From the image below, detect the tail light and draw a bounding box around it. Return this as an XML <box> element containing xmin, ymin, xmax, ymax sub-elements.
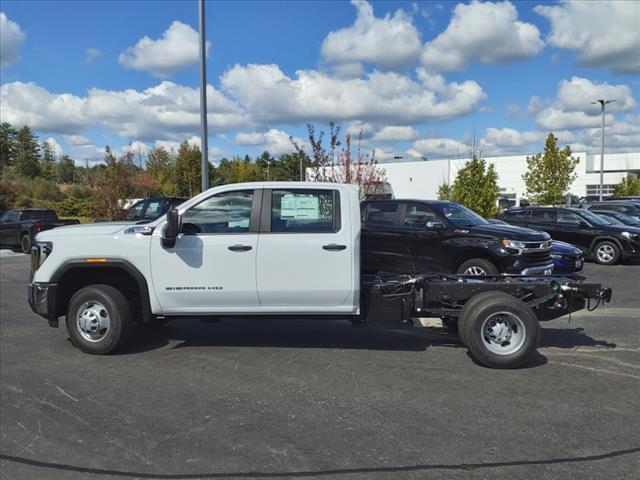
<box><xmin>33</xmin><ymin>222</ymin><xmax>41</xmax><ymax>233</ymax></box>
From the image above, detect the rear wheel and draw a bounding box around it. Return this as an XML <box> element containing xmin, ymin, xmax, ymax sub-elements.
<box><xmin>593</xmin><ymin>241</ymin><xmax>620</xmax><ymax>265</ymax></box>
<box><xmin>20</xmin><ymin>234</ymin><xmax>31</xmax><ymax>254</ymax></box>
<box><xmin>459</xmin><ymin>292</ymin><xmax>540</xmax><ymax>369</ymax></box>
<box><xmin>456</xmin><ymin>258</ymin><xmax>499</xmax><ymax>276</ymax></box>
<box><xmin>66</xmin><ymin>284</ymin><xmax>133</xmax><ymax>355</ymax></box>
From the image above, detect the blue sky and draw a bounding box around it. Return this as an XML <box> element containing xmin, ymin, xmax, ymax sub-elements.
<box><xmin>1</xmin><ymin>0</ymin><xmax>638</xmax><ymax>164</ymax></box>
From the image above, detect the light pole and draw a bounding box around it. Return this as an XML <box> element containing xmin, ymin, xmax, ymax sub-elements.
<box><xmin>198</xmin><ymin>0</ymin><xmax>209</xmax><ymax>192</ymax></box>
<box><xmin>592</xmin><ymin>99</ymin><xmax>615</xmax><ymax>201</ymax></box>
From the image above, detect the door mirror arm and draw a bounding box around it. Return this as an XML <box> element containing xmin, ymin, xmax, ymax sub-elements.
<box><xmin>162</xmin><ymin>209</ymin><xmax>180</xmax><ymax>248</ymax></box>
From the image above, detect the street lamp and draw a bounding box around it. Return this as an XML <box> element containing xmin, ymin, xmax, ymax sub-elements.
<box><xmin>591</xmin><ymin>99</ymin><xmax>615</xmax><ymax>201</ymax></box>
<box><xmin>198</xmin><ymin>0</ymin><xmax>209</xmax><ymax>192</ymax></box>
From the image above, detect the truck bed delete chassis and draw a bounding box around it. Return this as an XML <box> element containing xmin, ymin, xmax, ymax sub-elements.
<box><xmin>361</xmin><ymin>273</ymin><xmax>612</xmax><ymax>325</ymax></box>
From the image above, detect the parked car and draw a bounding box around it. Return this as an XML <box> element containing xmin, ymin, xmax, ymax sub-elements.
<box><xmin>499</xmin><ymin>207</ymin><xmax>640</xmax><ymax>265</ymax></box>
<box><xmin>582</xmin><ymin>201</ymin><xmax>640</xmax><ymax>219</ymax></box>
<box><xmin>28</xmin><ymin>182</ymin><xmax>611</xmax><ymax>369</ymax></box>
<box><xmin>590</xmin><ymin>210</ymin><xmax>640</xmax><ymax>227</ymax></box>
<box><xmin>361</xmin><ymin>200</ymin><xmax>553</xmax><ymax>276</ymax></box>
<box><xmin>0</xmin><ymin>209</ymin><xmax>80</xmax><ymax>253</ymax></box>
<box><xmin>488</xmin><ymin>219</ymin><xmax>583</xmax><ymax>274</ymax></box>
<box><xmin>605</xmin><ymin>196</ymin><xmax>640</xmax><ymax>204</ymax></box>
<box><xmin>125</xmin><ymin>197</ymin><xmax>186</xmax><ymax>223</ymax></box>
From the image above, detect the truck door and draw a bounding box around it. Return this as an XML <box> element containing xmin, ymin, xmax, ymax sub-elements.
<box><xmin>555</xmin><ymin>210</ymin><xmax>592</xmax><ymax>250</ymax></box>
<box><xmin>361</xmin><ymin>202</ymin><xmax>405</xmax><ymax>274</ymax></box>
<box><xmin>401</xmin><ymin>202</ymin><xmax>450</xmax><ymax>273</ymax></box>
<box><xmin>256</xmin><ymin>188</ymin><xmax>353</xmax><ymax>309</ymax></box>
<box><xmin>149</xmin><ymin>189</ymin><xmax>260</xmax><ymax>312</ymax></box>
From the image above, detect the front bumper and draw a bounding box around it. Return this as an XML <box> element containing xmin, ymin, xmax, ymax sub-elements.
<box><xmin>28</xmin><ymin>282</ymin><xmax>59</xmax><ymax>327</ymax></box>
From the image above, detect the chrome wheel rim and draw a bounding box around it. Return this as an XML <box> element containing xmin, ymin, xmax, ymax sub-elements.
<box><xmin>596</xmin><ymin>245</ymin><xmax>615</xmax><ymax>263</ymax></box>
<box><xmin>481</xmin><ymin>312</ymin><xmax>526</xmax><ymax>355</ymax></box>
<box><xmin>76</xmin><ymin>301</ymin><xmax>110</xmax><ymax>342</ymax></box>
<box><xmin>464</xmin><ymin>266</ymin><xmax>487</xmax><ymax>275</ymax></box>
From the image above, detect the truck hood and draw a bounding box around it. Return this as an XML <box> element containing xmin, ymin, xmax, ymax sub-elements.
<box><xmin>551</xmin><ymin>240</ymin><xmax>582</xmax><ymax>255</ymax></box>
<box><xmin>35</xmin><ymin>222</ymin><xmax>136</xmax><ymax>240</ymax></box>
<box><xmin>465</xmin><ymin>223</ymin><xmax>550</xmax><ymax>241</ymax></box>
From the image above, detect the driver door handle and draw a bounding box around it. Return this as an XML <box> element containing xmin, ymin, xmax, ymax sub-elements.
<box><xmin>323</xmin><ymin>244</ymin><xmax>347</xmax><ymax>251</ymax></box>
<box><xmin>228</xmin><ymin>244</ymin><xmax>252</xmax><ymax>252</ymax></box>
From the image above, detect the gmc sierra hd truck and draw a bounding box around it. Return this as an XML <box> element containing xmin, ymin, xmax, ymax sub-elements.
<box><xmin>28</xmin><ymin>182</ymin><xmax>611</xmax><ymax>368</ymax></box>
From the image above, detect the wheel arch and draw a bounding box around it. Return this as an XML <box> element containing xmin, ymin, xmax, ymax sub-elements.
<box><xmin>50</xmin><ymin>259</ymin><xmax>153</xmax><ymax>324</ymax></box>
<box><xmin>450</xmin><ymin>249</ymin><xmax>500</xmax><ymax>273</ymax></box>
<box><xmin>588</xmin><ymin>236</ymin><xmax>623</xmax><ymax>256</ymax></box>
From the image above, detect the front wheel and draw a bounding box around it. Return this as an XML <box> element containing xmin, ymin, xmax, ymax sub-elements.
<box><xmin>459</xmin><ymin>292</ymin><xmax>540</xmax><ymax>369</ymax></box>
<box><xmin>66</xmin><ymin>284</ymin><xmax>133</xmax><ymax>355</ymax></box>
<box><xmin>593</xmin><ymin>241</ymin><xmax>620</xmax><ymax>265</ymax></box>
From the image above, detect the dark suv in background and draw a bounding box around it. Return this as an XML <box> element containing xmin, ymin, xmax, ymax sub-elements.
<box><xmin>125</xmin><ymin>197</ymin><xmax>186</xmax><ymax>223</ymax></box>
<box><xmin>500</xmin><ymin>207</ymin><xmax>640</xmax><ymax>265</ymax></box>
<box><xmin>583</xmin><ymin>201</ymin><xmax>640</xmax><ymax>219</ymax></box>
<box><xmin>361</xmin><ymin>200</ymin><xmax>553</xmax><ymax>276</ymax></box>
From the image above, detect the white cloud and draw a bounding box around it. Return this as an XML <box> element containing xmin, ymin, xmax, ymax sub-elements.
<box><xmin>407</xmin><ymin>137</ymin><xmax>468</xmax><ymax>157</ymax></box>
<box><xmin>0</xmin><ymin>82</ymin><xmax>87</xmax><ymax>133</ymax></box>
<box><xmin>235</xmin><ymin>129</ymin><xmax>306</xmax><ymax>156</ymax></box>
<box><xmin>118</xmin><ymin>21</ymin><xmax>210</xmax><ymax>77</ymax></box>
<box><xmin>535</xmin><ymin>77</ymin><xmax>636</xmax><ymax>131</ymax></box>
<box><xmin>221</xmin><ymin>63</ymin><xmax>485</xmax><ymax>125</ymax></box>
<box><xmin>535</xmin><ymin>1</ymin><xmax>640</xmax><ymax>74</ymax></box>
<box><xmin>43</xmin><ymin>137</ymin><xmax>63</xmax><ymax>157</ymax></box>
<box><xmin>525</xmin><ymin>96</ymin><xmax>543</xmax><ymax>115</ymax></box>
<box><xmin>0</xmin><ymin>12</ymin><xmax>26</xmax><ymax>68</ymax></box>
<box><xmin>85</xmin><ymin>48</ymin><xmax>102</xmax><ymax>63</ymax></box>
<box><xmin>421</xmin><ymin>1</ymin><xmax>543</xmax><ymax>72</ymax></box>
<box><xmin>555</xmin><ymin>77</ymin><xmax>636</xmax><ymax>113</ymax></box>
<box><xmin>483</xmin><ymin>128</ymin><xmax>543</xmax><ymax>148</ymax></box>
<box><xmin>321</xmin><ymin>0</ymin><xmax>422</xmax><ymax>70</ymax></box>
<box><xmin>372</xmin><ymin>125</ymin><xmax>418</xmax><ymax>142</ymax></box>
<box><xmin>63</xmin><ymin>134</ymin><xmax>92</xmax><ymax>146</ymax></box>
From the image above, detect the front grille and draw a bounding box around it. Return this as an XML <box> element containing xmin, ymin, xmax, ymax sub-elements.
<box><xmin>522</xmin><ymin>251</ymin><xmax>551</xmax><ymax>265</ymax></box>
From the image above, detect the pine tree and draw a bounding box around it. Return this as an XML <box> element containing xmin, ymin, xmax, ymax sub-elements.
<box><xmin>14</xmin><ymin>126</ymin><xmax>41</xmax><ymax>178</ymax></box>
<box><xmin>40</xmin><ymin>140</ymin><xmax>56</xmax><ymax>181</ymax></box>
<box><xmin>523</xmin><ymin>133</ymin><xmax>579</xmax><ymax>205</ymax></box>
<box><xmin>0</xmin><ymin>122</ymin><xmax>18</xmax><ymax>177</ymax></box>
<box><xmin>57</xmin><ymin>155</ymin><xmax>76</xmax><ymax>183</ymax></box>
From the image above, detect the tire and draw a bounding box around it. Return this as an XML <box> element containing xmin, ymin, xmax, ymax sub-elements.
<box><xmin>20</xmin><ymin>234</ymin><xmax>32</xmax><ymax>254</ymax></box>
<box><xmin>66</xmin><ymin>284</ymin><xmax>133</xmax><ymax>355</ymax></box>
<box><xmin>458</xmin><ymin>291</ymin><xmax>540</xmax><ymax>369</ymax></box>
<box><xmin>456</xmin><ymin>258</ymin><xmax>499</xmax><ymax>276</ymax></box>
<box><xmin>593</xmin><ymin>241</ymin><xmax>620</xmax><ymax>265</ymax></box>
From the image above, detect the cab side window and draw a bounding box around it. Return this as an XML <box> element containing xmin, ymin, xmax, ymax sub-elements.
<box><xmin>126</xmin><ymin>201</ymin><xmax>145</xmax><ymax>220</ymax></box>
<box><xmin>143</xmin><ymin>200</ymin><xmax>163</xmax><ymax>219</ymax></box>
<box><xmin>181</xmin><ymin>190</ymin><xmax>254</xmax><ymax>234</ymax></box>
<box><xmin>404</xmin><ymin>204</ymin><xmax>437</xmax><ymax>227</ymax></box>
<box><xmin>365</xmin><ymin>203</ymin><xmax>398</xmax><ymax>227</ymax></box>
<box><xmin>532</xmin><ymin>209</ymin><xmax>555</xmax><ymax>223</ymax></box>
<box><xmin>270</xmin><ymin>189</ymin><xmax>336</xmax><ymax>233</ymax></box>
<box><xmin>557</xmin><ymin>211</ymin><xmax>583</xmax><ymax>225</ymax></box>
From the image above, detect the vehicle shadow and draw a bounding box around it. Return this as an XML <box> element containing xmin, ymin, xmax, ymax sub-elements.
<box><xmin>116</xmin><ymin>318</ymin><xmax>616</xmax><ymax>361</ymax></box>
<box><xmin>117</xmin><ymin>318</ymin><xmax>465</xmax><ymax>355</ymax></box>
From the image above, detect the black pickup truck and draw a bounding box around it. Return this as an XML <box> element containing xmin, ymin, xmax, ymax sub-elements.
<box><xmin>0</xmin><ymin>209</ymin><xmax>79</xmax><ymax>253</ymax></box>
<box><xmin>361</xmin><ymin>200</ymin><xmax>554</xmax><ymax>276</ymax></box>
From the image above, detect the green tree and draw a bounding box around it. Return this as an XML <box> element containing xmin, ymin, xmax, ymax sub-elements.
<box><xmin>91</xmin><ymin>147</ymin><xmax>135</xmax><ymax>220</ymax></box>
<box><xmin>614</xmin><ymin>176</ymin><xmax>640</xmax><ymax>196</ymax></box>
<box><xmin>0</xmin><ymin>122</ymin><xmax>18</xmax><ymax>176</ymax></box>
<box><xmin>14</xmin><ymin>126</ymin><xmax>41</xmax><ymax>178</ymax></box>
<box><xmin>57</xmin><ymin>155</ymin><xmax>76</xmax><ymax>183</ymax></box>
<box><xmin>450</xmin><ymin>157</ymin><xmax>500</xmax><ymax>218</ymax></box>
<box><xmin>146</xmin><ymin>146</ymin><xmax>178</xmax><ymax>195</ymax></box>
<box><xmin>523</xmin><ymin>133</ymin><xmax>579</xmax><ymax>205</ymax></box>
<box><xmin>40</xmin><ymin>140</ymin><xmax>56</xmax><ymax>181</ymax></box>
<box><xmin>437</xmin><ymin>182</ymin><xmax>451</xmax><ymax>200</ymax></box>
<box><xmin>175</xmin><ymin>142</ymin><xmax>202</xmax><ymax>197</ymax></box>
<box><xmin>217</xmin><ymin>156</ymin><xmax>265</xmax><ymax>184</ymax></box>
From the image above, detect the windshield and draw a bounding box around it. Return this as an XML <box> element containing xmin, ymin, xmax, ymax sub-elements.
<box><xmin>611</xmin><ymin>212</ymin><xmax>640</xmax><ymax>226</ymax></box>
<box><xmin>579</xmin><ymin>209</ymin><xmax>611</xmax><ymax>226</ymax></box>
<box><xmin>435</xmin><ymin>203</ymin><xmax>489</xmax><ymax>227</ymax></box>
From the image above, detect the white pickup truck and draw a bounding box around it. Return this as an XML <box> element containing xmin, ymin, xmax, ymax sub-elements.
<box><xmin>28</xmin><ymin>182</ymin><xmax>611</xmax><ymax>368</ymax></box>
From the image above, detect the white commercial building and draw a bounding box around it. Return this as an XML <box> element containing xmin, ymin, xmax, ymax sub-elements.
<box><xmin>379</xmin><ymin>151</ymin><xmax>640</xmax><ymax>203</ymax></box>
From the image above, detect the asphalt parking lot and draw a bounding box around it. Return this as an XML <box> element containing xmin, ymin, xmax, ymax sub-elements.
<box><xmin>1</xmin><ymin>254</ymin><xmax>639</xmax><ymax>479</ymax></box>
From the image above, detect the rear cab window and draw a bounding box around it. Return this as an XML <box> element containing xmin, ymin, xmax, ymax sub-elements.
<box><xmin>531</xmin><ymin>209</ymin><xmax>556</xmax><ymax>224</ymax></box>
<box><xmin>270</xmin><ymin>189</ymin><xmax>338</xmax><ymax>233</ymax></box>
<box><xmin>364</xmin><ymin>202</ymin><xmax>399</xmax><ymax>228</ymax></box>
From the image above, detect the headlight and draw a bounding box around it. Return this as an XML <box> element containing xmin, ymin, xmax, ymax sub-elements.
<box><xmin>621</xmin><ymin>231</ymin><xmax>640</xmax><ymax>242</ymax></box>
<box><xmin>502</xmin><ymin>239</ymin><xmax>527</xmax><ymax>249</ymax></box>
<box><xmin>31</xmin><ymin>241</ymin><xmax>53</xmax><ymax>273</ymax></box>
